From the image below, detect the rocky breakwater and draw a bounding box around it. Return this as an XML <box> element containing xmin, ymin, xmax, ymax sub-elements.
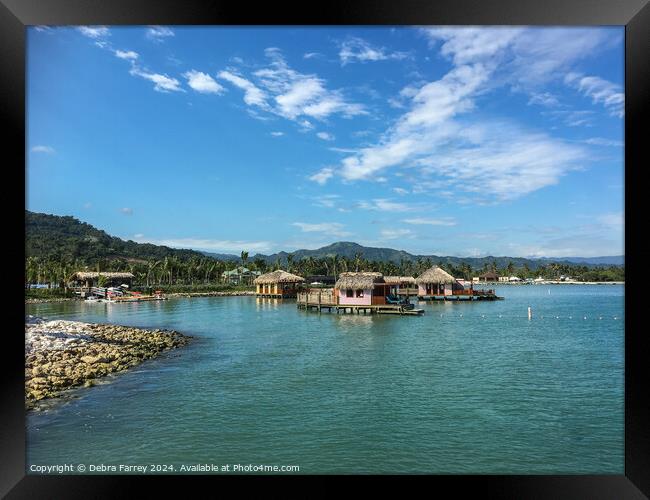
<box><xmin>25</xmin><ymin>316</ymin><xmax>190</xmax><ymax>410</ymax></box>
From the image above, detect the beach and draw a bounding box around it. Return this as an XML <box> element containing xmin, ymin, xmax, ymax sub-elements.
<box><xmin>25</xmin><ymin>316</ymin><xmax>190</xmax><ymax>410</ymax></box>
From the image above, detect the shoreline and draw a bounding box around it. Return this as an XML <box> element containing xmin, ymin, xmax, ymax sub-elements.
<box><xmin>25</xmin><ymin>316</ymin><xmax>191</xmax><ymax>410</ymax></box>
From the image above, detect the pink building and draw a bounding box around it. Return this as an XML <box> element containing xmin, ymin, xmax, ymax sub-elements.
<box><xmin>335</xmin><ymin>272</ymin><xmax>386</xmax><ymax>306</ymax></box>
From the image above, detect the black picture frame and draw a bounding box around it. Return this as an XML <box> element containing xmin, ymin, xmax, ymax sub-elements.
<box><xmin>3</xmin><ymin>0</ymin><xmax>648</xmax><ymax>497</ymax></box>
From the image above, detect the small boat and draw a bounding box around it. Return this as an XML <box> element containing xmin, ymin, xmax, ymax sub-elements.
<box><xmin>85</xmin><ymin>295</ymin><xmax>102</xmax><ymax>303</ymax></box>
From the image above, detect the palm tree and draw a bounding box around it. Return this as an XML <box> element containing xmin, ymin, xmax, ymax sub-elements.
<box><xmin>354</xmin><ymin>252</ymin><xmax>362</xmax><ymax>272</ymax></box>
<box><xmin>241</xmin><ymin>250</ymin><xmax>249</xmax><ymax>268</ymax></box>
<box><xmin>286</xmin><ymin>254</ymin><xmax>294</xmax><ymax>272</ymax></box>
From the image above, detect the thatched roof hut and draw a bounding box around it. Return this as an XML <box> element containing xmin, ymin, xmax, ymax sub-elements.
<box><xmin>254</xmin><ymin>270</ymin><xmax>305</xmax><ymax>285</ymax></box>
<box><xmin>479</xmin><ymin>271</ymin><xmax>499</xmax><ymax>281</ymax></box>
<box><xmin>335</xmin><ymin>272</ymin><xmax>384</xmax><ymax>289</ymax></box>
<box><xmin>71</xmin><ymin>272</ymin><xmax>135</xmax><ymax>280</ymax></box>
<box><xmin>383</xmin><ymin>276</ymin><xmax>416</xmax><ymax>285</ymax></box>
<box><xmin>415</xmin><ymin>266</ymin><xmax>457</xmax><ymax>285</ymax></box>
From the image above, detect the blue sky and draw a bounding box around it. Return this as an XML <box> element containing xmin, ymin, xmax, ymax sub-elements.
<box><xmin>27</xmin><ymin>26</ymin><xmax>624</xmax><ymax>257</ymax></box>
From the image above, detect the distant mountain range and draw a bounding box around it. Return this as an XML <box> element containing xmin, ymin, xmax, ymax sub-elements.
<box><xmin>204</xmin><ymin>241</ymin><xmax>624</xmax><ymax>269</ymax></box>
<box><xmin>26</xmin><ymin>211</ymin><xmax>623</xmax><ymax>269</ymax></box>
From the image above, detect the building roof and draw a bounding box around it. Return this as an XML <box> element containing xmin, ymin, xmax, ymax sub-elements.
<box><xmin>254</xmin><ymin>270</ymin><xmax>305</xmax><ymax>284</ymax></box>
<box><xmin>222</xmin><ymin>267</ymin><xmax>260</xmax><ymax>276</ymax></box>
<box><xmin>383</xmin><ymin>276</ymin><xmax>416</xmax><ymax>285</ymax></box>
<box><xmin>479</xmin><ymin>271</ymin><xmax>499</xmax><ymax>279</ymax></box>
<box><xmin>335</xmin><ymin>272</ymin><xmax>384</xmax><ymax>289</ymax></box>
<box><xmin>72</xmin><ymin>272</ymin><xmax>135</xmax><ymax>280</ymax></box>
<box><xmin>415</xmin><ymin>266</ymin><xmax>457</xmax><ymax>285</ymax></box>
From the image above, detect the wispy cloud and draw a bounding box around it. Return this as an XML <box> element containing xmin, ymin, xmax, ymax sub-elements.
<box><xmin>403</xmin><ymin>217</ymin><xmax>457</xmax><ymax>226</ymax></box>
<box><xmin>77</xmin><ymin>26</ymin><xmax>110</xmax><ymax>39</ymax></box>
<box><xmin>584</xmin><ymin>137</ymin><xmax>623</xmax><ymax>147</ymax></box>
<box><xmin>217</xmin><ymin>70</ymin><xmax>268</xmax><ymax>107</ymax></box>
<box><xmin>120</xmin><ymin>207</ymin><xmax>134</xmax><ymax>215</ymax></box>
<box><xmin>270</xmin><ymin>131</ymin><xmax>284</xmax><ymax>137</ymax></box>
<box><xmin>146</xmin><ymin>26</ymin><xmax>174</xmax><ymax>42</ymax></box>
<box><xmin>183</xmin><ymin>70</ymin><xmax>226</xmax><ymax>94</ymax></box>
<box><xmin>565</xmin><ymin>72</ymin><xmax>624</xmax><ymax>117</ymax></box>
<box><xmin>317</xmin><ymin>27</ymin><xmax>589</xmax><ymax>201</ymax></box>
<box><xmin>380</xmin><ymin>228</ymin><xmax>414</xmax><ymax>240</ymax></box>
<box><xmin>115</xmin><ymin>49</ymin><xmax>139</xmax><ymax>61</ymax></box>
<box><xmin>292</xmin><ymin>222</ymin><xmax>351</xmax><ymax>237</ymax></box>
<box><xmin>339</xmin><ymin>37</ymin><xmax>410</xmax><ymax>65</ymax></box>
<box><xmin>218</xmin><ymin>49</ymin><xmax>365</xmax><ymax>125</ymax></box>
<box><xmin>316</xmin><ymin>132</ymin><xmax>334</xmax><ymax>141</ymax></box>
<box><xmin>31</xmin><ymin>145</ymin><xmax>55</xmax><ymax>154</ymax></box>
<box><xmin>129</xmin><ymin>65</ymin><xmax>184</xmax><ymax>93</ymax></box>
<box><xmin>309</xmin><ymin>168</ymin><xmax>334</xmax><ymax>185</ymax></box>
<box><xmin>357</xmin><ymin>199</ymin><xmax>419</xmax><ymax>212</ymax></box>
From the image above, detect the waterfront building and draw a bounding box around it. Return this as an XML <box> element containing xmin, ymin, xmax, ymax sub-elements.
<box><xmin>254</xmin><ymin>270</ymin><xmax>305</xmax><ymax>298</ymax></box>
<box><xmin>335</xmin><ymin>272</ymin><xmax>386</xmax><ymax>306</ymax></box>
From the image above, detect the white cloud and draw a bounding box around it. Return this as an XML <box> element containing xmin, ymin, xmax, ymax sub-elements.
<box><xmin>565</xmin><ymin>72</ymin><xmax>624</xmax><ymax>117</ymax></box>
<box><xmin>527</xmin><ymin>92</ymin><xmax>559</xmax><ymax>107</ymax></box>
<box><xmin>115</xmin><ymin>50</ymin><xmax>139</xmax><ymax>61</ymax></box>
<box><xmin>358</xmin><ymin>199</ymin><xmax>418</xmax><ymax>212</ymax></box>
<box><xmin>312</xmin><ymin>194</ymin><xmax>340</xmax><ymax>208</ymax></box>
<box><xmin>598</xmin><ymin>212</ymin><xmax>624</xmax><ymax>230</ymax></box>
<box><xmin>380</xmin><ymin>228</ymin><xmax>414</xmax><ymax>240</ymax></box>
<box><xmin>584</xmin><ymin>137</ymin><xmax>623</xmax><ymax>147</ymax></box>
<box><xmin>403</xmin><ymin>217</ymin><xmax>457</xmax><ymax>226</ymax></box>
<box><xmin>309</xmin><ymin>168</ymin><xmax>334</xmax><ymax>185</ymax></box>
<box><xmin>120</xmin><ymin>207</ymin><xmax>134</xmax><ymax>215</ymax></box>
<box><xmin>270</xmin><ymin>131</ymin><xmax>284</xmax><ymax>137</ymax></box>
<box><xmin>183</xmin><ymin>70</ymin><xmax>225</xmax><ymax>94</ymax></box>
<box><xmin>129</xmin><ymin>65</ymin><xmax>184</xmax><ymax>93</ymax></box>
<box><xmin>303</xmin><ymin>52</ymin><xmax>323</xmax><ymax>59</ymax></box>
<box><xmin>31</xmin><ymin>145</ymin><xmax>55</xmax><ymax>154</ymax></box>
<box><xmin>393</xmin><ymin>187</ymin><xmax>409</xmax><ymax>196</ymax></box>
<box><xmin>322</xmin><ymin>27</ymin><xmax>593</xmax><ymax>203</ymax></box>
<box><xmin>339</xmin><ymin>37</ymin><xmax>409</xmax><ymax>65</ymax></box>
<box><xmin>316</xmin><ymin>132</ymin><xmax>334</xmax><ymax>141</ymax></box>
<box><xmin>78</xmin><ymin>26</ymin><xmax>110</xmax><ymax>39</ymax></box>
<box><xmin>422</xmin><ymin>27</ymin><xmax>522</xmax><ymax>66</ymax></box>
<box><xmin>217</xmin><ymin>70</ymin><xmax>268</xmax><ymax>107</ymax></box>
<box><xmin>146</xmin><ymin>26</ymin><xmax>174</xmax><ymax>41</ymax></box>
<box><xmin>292</xmin><ymin>222</ymin><xmax>351</xmax><ymax>237</ymax></box>
<box><xmin>220</xmin><ymin>49</ymin><xmax>365</xmax><ymax>125</ymax></box>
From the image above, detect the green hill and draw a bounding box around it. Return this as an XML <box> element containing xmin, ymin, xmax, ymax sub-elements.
<box><xmin>26</xmin><ymin>211</ymin><xmax>206</xmax><ymax>263</ymax></box>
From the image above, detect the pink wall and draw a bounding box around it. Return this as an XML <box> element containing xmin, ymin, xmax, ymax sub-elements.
<box><xmin>338</xmin><ymin>288</ymin><xmax>373</xmax><ymax>305</ymax></box>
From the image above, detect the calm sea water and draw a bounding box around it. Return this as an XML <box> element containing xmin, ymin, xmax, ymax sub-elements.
<box><xmin>25</xmin><ymin>285</ymin><xmax>624</xmax><ymax>474</ymax></box>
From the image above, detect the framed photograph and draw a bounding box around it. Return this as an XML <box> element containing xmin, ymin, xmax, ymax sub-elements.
<box><xmin>3</xmin><ymin>0</ymin><xmax>648</xmax><ymax>496</ymax></box>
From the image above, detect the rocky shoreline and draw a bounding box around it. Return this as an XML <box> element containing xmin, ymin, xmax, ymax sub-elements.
<box><xmin>25</xmin><ymin>316</ymin><xmax>191</xmax><ymax>410</ymax></box>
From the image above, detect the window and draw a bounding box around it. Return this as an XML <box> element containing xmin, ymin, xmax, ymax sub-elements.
<box><xmin>346</xmin><ymin>289</ymin><xmax>353</xmax><ymax>297</ymax></box>
<box><xmin>356</xmin><ymin>289</ymin><xmax>364</xmax><ymax>298</ymax></box>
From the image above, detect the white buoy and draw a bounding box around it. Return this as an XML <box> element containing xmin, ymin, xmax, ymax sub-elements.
<box><xmin>528</xmin><ymin>307</ymin><xmax>532</xmax><ymax>320</ymax></box>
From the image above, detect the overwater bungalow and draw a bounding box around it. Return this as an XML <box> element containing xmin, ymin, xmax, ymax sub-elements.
<box><xmin>416</xmin><ymin>266</ymin><xmax>463</xmax><ymax>298</ymax></box>
<box><xmin>416</xmin><ymin>266</ymin><xmax>501</xmax><ymax>301</ymax></box>
<box><xmin>383</xmin><ymin>276</ymin><xmax>417</xmax><ymax>295</ymax></box>
<box><xmin>335</xmin><ymin>272</ymin><xmax>386</xmax><ymax>306</ymax></box>
<box><xmin>297</xmin><ymin>271</ymin><xmax>423</xmax><ymax>315</ymax></box>
<box><xmin>254</xmin><ymin>270</ymin><xmax>305</xmax><ymax>298</ymax></box>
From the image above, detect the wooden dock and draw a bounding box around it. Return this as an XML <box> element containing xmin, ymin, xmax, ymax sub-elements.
<box><xmin>297</xmin><ymin>291</ymin><xmax>424</xmax><ymax>316</ymax></box>
<box><xmin>419</xmin><ymin>289</ymin><xmax>503</xmax><ymax>301</ymax></box>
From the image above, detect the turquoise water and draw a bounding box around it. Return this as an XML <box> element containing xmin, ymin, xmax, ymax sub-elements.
<box><xmin>26</xmin><ymin>285</ymin><xmax>624</xmax><ymax>474</ymax></box>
